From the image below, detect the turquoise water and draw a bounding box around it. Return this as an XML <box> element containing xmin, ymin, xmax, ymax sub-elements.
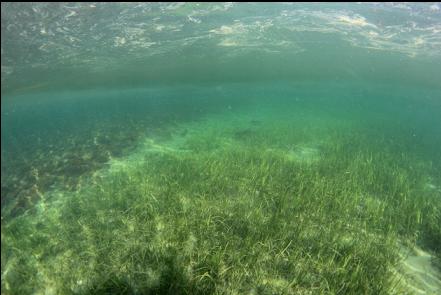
<box><xmin>1</xmin><ymin>3</ymin><xmax>441</xmax><ymax>294</ymax></box>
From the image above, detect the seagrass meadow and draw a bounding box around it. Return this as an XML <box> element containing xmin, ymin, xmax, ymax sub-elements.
<box><xmin>1</xmin><ymin>3</ymin><xmax>441</xmax><ymax>295</ymax></box>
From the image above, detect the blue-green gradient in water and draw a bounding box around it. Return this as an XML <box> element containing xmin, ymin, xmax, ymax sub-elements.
<box><xmin>1</xmin><ymin>3</ymin><xmax>441</xmax><ymax>294</ymax></box>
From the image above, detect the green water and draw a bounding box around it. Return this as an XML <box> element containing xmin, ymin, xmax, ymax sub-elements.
<box><xmin>1</xmin><ymin>3</ymin><xmax>441</xmax><ymax>294</ymax></box>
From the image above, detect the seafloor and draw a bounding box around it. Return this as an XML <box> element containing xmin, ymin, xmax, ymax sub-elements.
<box><xmin>1</xmin><ymin>82</ymin><xmax>441</xmax><ymax>294</ymax></box>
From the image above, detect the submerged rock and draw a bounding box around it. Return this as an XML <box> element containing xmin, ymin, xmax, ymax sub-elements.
<box><xmin>232</xmin><ymin>128</ymin><xmax>256</xmax><ymax>141</ymax></box>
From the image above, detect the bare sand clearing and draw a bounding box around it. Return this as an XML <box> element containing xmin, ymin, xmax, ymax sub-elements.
<box><xmin>396</xmin><ymin>246</ymin><xmax>441</xmax><ymax>294</ymax></box>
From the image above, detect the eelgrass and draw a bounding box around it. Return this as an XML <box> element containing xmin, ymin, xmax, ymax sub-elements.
<box><xmin>1</xmin><ymin>109</ymin><xmax>440</xmax><ymax>294</ymax></box>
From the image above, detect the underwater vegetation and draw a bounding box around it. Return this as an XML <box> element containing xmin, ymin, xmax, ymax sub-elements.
<box><xmin>1</xmin><ymin>2</ymin><xmax>441</xmax><ymax>295</ymax></box>
<box><xmin>1</xmin><ymin>90</ymin><xmax>232</xmax><ymax>220</ymax></box>
<box><xmin>1</xmin><ymin>103</ymin><xmax>440</xmax><ymax>294</ymax></box>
